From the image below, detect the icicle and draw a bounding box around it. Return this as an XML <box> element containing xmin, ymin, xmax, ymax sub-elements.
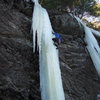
<box><xmin>31</xmin><ymin>0</ymin><xmax>65</xmax><ymax>100</ymax></box>
<box><xmin>32</xmin><ymin>4</ymin><xmax>40</xmax><ymax>52</ymax></box>
<box><xmin>84</xmin><ymin>26</ymin><xmax>100</xmax><ymax>54</ymax></box>
<box><xmin>32</xmin><ymin>0</ymin><xmax>39</xmax><ymax>5</ymax></box>
<box><xmin>90</xmin><ymin>28</ymin><xmax>100</xmax><ymax>37</ymax></box>
<box><xmin>85</xmin><ymin>35</ymin><xmax>100</xmax><ymax>75</ymax></box>
<box><xmin>32</xmin><ymin>0</ymin><xmax>44</xmax><ymax>52</ymax></box>
<box><xmin>74</xmin><ymin>16</ymin><xmax>100</xmax><ymax>76</ymax></box>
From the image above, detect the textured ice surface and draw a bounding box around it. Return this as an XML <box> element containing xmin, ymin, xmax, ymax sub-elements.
<box><xmin>75</xmin><ymin>16</ymin><xmax>100</xmax><ymax>76</ymax></box>
<box><xmin>32</xmin><ymin>1</ymin><xmax>65</xmax><ymax>100</ymax></box>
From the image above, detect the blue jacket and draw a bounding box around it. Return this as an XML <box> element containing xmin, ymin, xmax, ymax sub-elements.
<box><xmin>53</xmin><ymin>32</ymin><xmax>62</xmax><ymax>41</ymax></box>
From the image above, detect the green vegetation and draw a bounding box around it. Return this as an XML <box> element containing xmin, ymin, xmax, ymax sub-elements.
<box><xmin>43</xmin><ymin>0</ymin><xmax>95</xmax><ymax>10</ymax></box>
<box><xmin>90</xmin><ymin>3</ymin><xmax>100</xmax><ymax>16</ymax></box>
<box><xmin>88</xmin><ymin>22</ymin><xmax>100</xmax><ymax>30</ymax></box>
<box><xmin>42</xmin><ymin>0</ymin><xmax>100</xmax><ymax>21</ymax></box>
<box><xmin>82</xmin><ymin>19</ymin><xmax>100</xmax><ymax>31</ymax></box>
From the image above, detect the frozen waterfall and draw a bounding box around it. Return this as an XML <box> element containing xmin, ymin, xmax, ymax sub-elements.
<box><xmin>31</xmin><ymin>0</ymin><xmax>65</xmax><ymax>100</ymax></box>
<box><xmin>74</xmin><ymin>16</ymin><xmax>100</xmax><ymax>76</ymax></box>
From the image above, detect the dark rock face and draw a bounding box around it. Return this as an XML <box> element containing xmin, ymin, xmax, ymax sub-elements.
<box><xmin>49</xmin><ymin>11</ymin><xmax>83</xmax><ymax>35</ymax></box>
<box><xmin>59</xmin><ymin>34</ymin><xmax>100</xmax><ymax>100</ymax></box>
<box><xmin>0</xmin><ymin>1</ymin><xmax>100</xmax><ymax>100</ymax></box>
<box><xmin>0</xmin><ymin>1</ymin><xmax>40</xmax><ymax>100</ymax></box>
<box><xmin>0</xmin><ymin>37</ymin><xmax>40</xmax><ymax>100</ymax></box>
<box><xmin>50</xmin><ymin>9</ymin><xmax>100</xmax><ymax>100</ymax></box>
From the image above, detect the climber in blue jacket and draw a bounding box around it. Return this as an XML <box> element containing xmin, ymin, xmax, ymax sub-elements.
<box><xmin>52</xmin><ymin>32</ymin><xmax>62</xmax><ymax>48</ymax></box>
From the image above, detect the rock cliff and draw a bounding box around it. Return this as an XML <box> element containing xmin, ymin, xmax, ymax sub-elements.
<box><xmin>0</xmin><ymin>0</ymin><xmax>100</xmax><ymax>100</ymax></box>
